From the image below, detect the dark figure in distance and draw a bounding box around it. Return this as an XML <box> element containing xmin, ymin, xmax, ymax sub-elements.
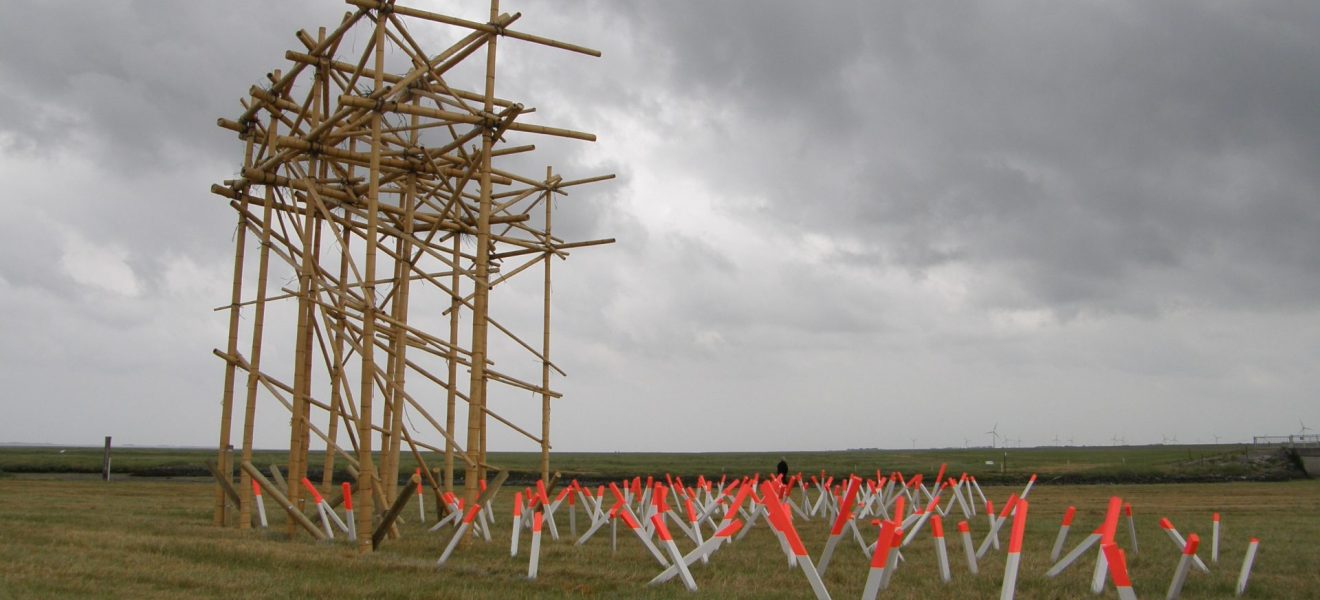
<box><xmin>776</xmin><ymin>457</ymin><xmax>788</xmax><ymax>481</ymax></box>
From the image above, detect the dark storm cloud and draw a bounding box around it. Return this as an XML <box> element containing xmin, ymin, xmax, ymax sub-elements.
<box><xmin>574</xmin><ymin>0</ymin><xmax>1320</xmax><ymax>316</ymax></box>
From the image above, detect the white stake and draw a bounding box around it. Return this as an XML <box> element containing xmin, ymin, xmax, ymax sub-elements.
<box><xmin>1159</xmin><ymin>518</ymin><xmax>1210</xmax><ymax>574</ymax></box>
<box><xmin>861</xmin><ymin>521</ymin><xmax>898</xmax><ymax>600</ymax></box>
<box><xmin>251</xmin><ymin>480</ymin><xmax>269</xmax><ymax>528</ymax></box>
<box><xmin>999</xmin><ymin>499</ymin><xmax>1028</xmax><ymax>600</ymax></box>
<box><xmin>527</xmin><ymin>512</ymin><xmax>543</xmax><ymax>580</ymax></box>
<box><xmin>1235</xmin><ymin>538</ymin><xmax>1259</xmax><ymax>597</ymax></box>
<box><xmin>958</xmin><ymin>520</ymin><xmax>979</xmax><ymax>575</ymax></box>
<box><xmin>1052</xmin><ymin>506</ymin><xmax>1076</xmax><ymax>562</ymax></box>
<box><xmin>1212</xmin><ymin>513</ymin><xmax>1220</xmax><ymax>564</ymax></box>
<box><xmin>1125</xmin><ymin>503</ymin><xmax>1139</xmax><ymax>555</ymax></box>
<box><xmin>341</xmin><ymin>482</ymin><xmax>356</xmax><ymax>542</ymax></box>
<box><xmin>1166</xmin><ymin>534</ymin><xmax>1200</xmax><ymax>600</ymax></box>
<box><xmin>651</xmin><ymin>514</ymin><xmax>697</xmax><ymax>591</ymax></box>
<box><xmin>1102</xmin><ymin>543</ymin><xmax>1139</xmax><ymax>600</ymax></box>
<box><xmin>932</xmin><ymin>514</ymin><xmax>952</xmax><ymax>583</ymax></box>
<box><xmin>510</xmin><ymin>491</ymin><xmax>523</xmax><ymax>557</ymax></box>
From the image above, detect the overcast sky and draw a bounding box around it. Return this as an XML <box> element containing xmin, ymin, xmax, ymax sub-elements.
<box><xmin>1</xmin><ymin>1</ymin><xmax>1318</xmax><ymax>452</ymax></box>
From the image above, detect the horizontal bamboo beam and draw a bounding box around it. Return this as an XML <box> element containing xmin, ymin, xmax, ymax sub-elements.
<box><xmin>345</xmin><ymin>0</ymin><xmax>602</xmax><ymax>57</ymax></box>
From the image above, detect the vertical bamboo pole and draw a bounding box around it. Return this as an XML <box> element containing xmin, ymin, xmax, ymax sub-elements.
<box><xmin>286</xmin><ymin>64</ymin><xmax>321</xmax><ymax>538</ymax></box>
<box><xmin>384</xmin><ymin>103</ymin><xmax>419</xmax><ymax>504</ymax></box>
<box><xmin>319</xmin><ymin>27</ymin><xmax>346</xmax><ymax>490</ymax></box>
<box><xmin>445</xmin><ymin>232</ymin><xmax>460</xmax><ymax>494</ymax></box>
<box><xmin>238</xmin><ymin>106</ymin><xmax>280</xmax><ymax>530</ymax></box>
<box><xmin>539</xmin><ymin>167</ymin><xmax>553</xmax><ymax>483</ymax></box>
<box><xmin>464</xmin><ymin>0</ymin><xmax>500</xmax><ymax>508</ymax></box>
<box><xmin>354</xmin><ymin>10</ymin><xmax>387</xmax><ymax>554</ymax></box>
<box><xmin>215</xmin><ymin>133</ymin><xmax>254</xmax><ymax>526</ymax></box>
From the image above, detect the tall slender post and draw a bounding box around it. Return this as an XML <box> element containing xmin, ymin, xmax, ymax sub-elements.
<box><xmin>238</xmin><ymin>108</ymin><xmax>279</xmax><ymax>530</ymax></box>
<box><xmin>464</xmin><ymin>0</ymin><xmax>500</xmax><ymax>507</ymax></box>
<box><xmin>445</xmin><ymin>232</ymin><xmax>460</xmax><ymax>494</ymax></box>
<box><xmin>214</xmin><ymin>134</ymin><xmax>253</xmax><ymax>525</ymax></box>
<box><xmin>355</xmin><ymin>11</ymin><xmax>387</xmax><ymax>554</ymax></box>
<box><xmin>539</xmin><ymin>167</ymin><xmax>553</xmax><ymax>483</ymax></box>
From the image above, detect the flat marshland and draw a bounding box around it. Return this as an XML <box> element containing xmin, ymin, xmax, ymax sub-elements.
<box><xmin>2</xmin><ymin>470</ymin><xmax>1318</xmax><ymax>598</ymax></box>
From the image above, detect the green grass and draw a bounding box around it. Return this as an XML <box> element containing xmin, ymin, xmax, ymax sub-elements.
<box><xmin>1</xmin><ymin>474</ymin><xmax>1317</xmax><ymax>599</ymax></box>
<box><xmin>0</xmin><ymin>444</ymin><xmax>1296</xmax><ymax>484</ymax></box>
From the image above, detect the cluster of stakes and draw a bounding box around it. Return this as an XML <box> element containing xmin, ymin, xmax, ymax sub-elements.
<box><xmin>239</xmin><ymin>465</ymin><xmax>1261</xmax><ymax>598</ymax></box>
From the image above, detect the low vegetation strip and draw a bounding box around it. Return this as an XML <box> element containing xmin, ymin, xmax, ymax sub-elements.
<box><xmin>0</xmin><ymin>445</ymin><xmax>1304</xmax><ymax>484</ymax></box>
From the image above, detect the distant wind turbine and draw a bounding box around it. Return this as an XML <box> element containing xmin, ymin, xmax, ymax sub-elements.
<box><xmin>986</xmin><ymin>423</ymin><xmax>1001</xmax><ymax>449</ymax></box>
<box><xmin>1052</xmin><ymin>434</ymin><xmax>1062</xmax><ymax>446</ymax></box>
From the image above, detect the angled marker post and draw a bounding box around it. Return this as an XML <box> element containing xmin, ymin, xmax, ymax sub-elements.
<box><xmin>1052</xmin><ymin>506</ymin><xmax>1076</xmax><ymax>562</ymax></box>
<box><xmin>650</xmin><ymin>520</ymin><xmax>743</xmax><ymax>587</ymax></box>
<box><xmin>761</xmin><ymin>481</ymin><xmax>831</xmax><ymax>600</ymax></box>
<box><xmin>817</xmin><ymin>475</ymin><xmax>861</xmax><ymax>576</ymax></box>
<box><xmin>861</xmin><ymin>521</ymin><xmax>898</xmax><ymax>600</ymax></box>
<box><xmin>977</xmin><ymin>494</ymin><xmax>1018</xmax><ymax>559</ymax></box>
<box><xmin>436</xmin><ymin>506</ymin><xmax>482</xmax><ymax>567</ymax></box>
<box><xmin>342</xmin><ymin>482</ymin><xmax>356</xmax><ymax>542</ymax></box>
<box><xmin>1102</xmin><ymin>543</ymin><xmax>1139</xmax><ymax>600</ymax></box>
<box><xmin>999</xmin><ymin>499</ymin><xmax>1028</xmax><ymax>600</ymax></box>
<box><xmin>1091</xmin><ymin>496</ymin><xmax>1124</xmax><ymax>594</ymax></box>
<box><xmin>1047</xmin><ymin>527</ymin><xmax>1103</xmax><ymax>578</ymax></box>
<box><xmin>527</xmin><ymin>512</ymin><xmax>543</xmax><ymax>580</ymax></box>
<box><xmin>1125</xmin><ymin>503</ymin><xmax>1139</xmax><ymax>554</ymax></box>
<box><xmin>932</xmin><ymin>514</ymin><xmax>952</xmax><ymax>583</ymax></box>
<box><xmin>1236</xmin><ymin>538</ymin><xmax>1259</xmax><ymax>597</ymax></box>
<box><xmin>252</xmin><ymin>480</ymin><xmax>268</xmax><ymax>528</ymax></box>
<box><xmin>1159</xmin><ymin>518</ymin><xmax>1210</xmax><ymax>574</ymax></box>
<box><xmin>1166</xmin><ymin>534</ymin><xmax>1200</xmax><ymax>600</ymax></box>
<box><xmin>1212</xmin><ymin>513</ymin><xmax>1220</xmax><ymax>564</ymax></box>
<box><xmin>511</xmin><ymin>491</ymin><xmax>524</xmax><ymax>557</ymax></box>
<box><xmin>958</xmin><ymin>520</ymin><xmax>979</xmax><ymax>575</ymax></box>
<box><xmin>651</xmin><ymin>514</ymin><xmax>697</xmax><ymax>592</ymax></box>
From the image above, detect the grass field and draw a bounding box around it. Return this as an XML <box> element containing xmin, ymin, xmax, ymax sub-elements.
<box><xmin>1</xmin><ymin>473</ymin><xmax>1317</xmax><ymax>599</ymax></box>
<box><xmin>0</xmin><ymin>443</ymin><xmax>1298</xmax><ymax>485</ymax></box>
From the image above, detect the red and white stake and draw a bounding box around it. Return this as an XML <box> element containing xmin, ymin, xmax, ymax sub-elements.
<box><xmin>999</xmin><ymin>499</ymin><xmax>1028</xmax><ymax>600</ymax></box>
<box><xmin>436</xmin><ymin>506</ymin><xmax>482</xmax><ymax>566</ymax></box>
<box><xmin>299</xmin><ymin>478</ymin><xmax>336</xmax><ymax>539</ymax></box>
<box><xmin>1020</xmin><ymin>473</ymin><xmax>1038</xmax><ymax>501</ymax></box>
<box><xmin>1166</xmin><ymin>533</ymin><xmax>1200</xmax><ymax>600</ymax></box>
<box><xmin>1235</xmin><ymin>538</ymin><xmax>1259</xmax><ymax>597</ymax></box>
<box><xmin>1159</xmin><ymin>518</ymin><xmax>1209</xmax><ymax>574</ymax></box>
<box><xmin>1125</xmin><ymin>503</ymin><xmax>1139</xmax><ymax>554</ymax></box>
<box><xmin>527</xmin><ymin>512</ymin><xmax>543</xmax><ymax>580</ymax></box>
<box><xmin>650</xmin><ymin>520</ymin><xmax>743</xmax><ymax>587</ymax></box>
<box><xmin>1047</xmin><ymin>528</ymin><xmax>1103</xmax><ymax>577</ymax></box>
<box><xmin>861</xmin><ymin>521</ymin><xmax>898</xmax><ymax>600</ymax></box>
<box><xmin>977</xmin><ymin>494</ymin><xmax>1018</xmax><ymax>559</ymax></box>
<box><xmin>415</xmin><ymin>469</ymin><xmax>425</xmax><ymax>523</ymax></box>
<box><xmin>1051</xmin><ymin>506</ymin><xmax>1076</xmax><ymax>562</ymax></box>
<box><xmin>511</xmin><ymin>491</ymin><xmax>524</xmax><ymax>557</ymax></box>
<box><xmin>1212</xmin><ymin>513</ymin><xmax>1220</xmax><ymax>564</ymax></box>
<box><xmin>932</xmin><ymin>514</ymin><xmax>952</xmax><ymax>583</ymax></box>
<box><xmin>252</xmin><ymin>480</ymin><xmax>268</xmax><ymax>528</ymax></box>
<box><xmin>620</xmin><ymin>506</ymin><xmax>670</xmax><ymax>567</ymax></box>
<box><xmin>817</xmin><ymin>476</ymin><xmax>861</xmax><ymax>576</ymax></box>
<box><xmin>342</xmin><ymin>482</ymin><xmax>356</xmax><ymax>542</ymax></box>
<box><xmin>760</xmin><ymin>481</ymin><xmax>831</xmax><ymax>600</ymax></box>
<box><xmin>651</xmin><ymin>514</ymin><xmax>697</xmax><ymax>591</ymax></box>
<box><xmin>1091</xmin><ymin>496</ymin><xmax>1124</xmax><ymax>594</ymax></box>
<box><xmin>1102</xmin><ymin>543</ymin><xmax>1139</xmax><ymax>600</ymax></box>
<box><xmin>958</xmin><ymin>520</ymin><xmax>979</xmax><ymax>575</ymax></box>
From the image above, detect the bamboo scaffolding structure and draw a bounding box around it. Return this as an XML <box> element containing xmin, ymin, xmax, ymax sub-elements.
<box><xmin>210</xmin><ymin>1</ymin><xmax>611</xmax><ymax>553</ymax></box>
